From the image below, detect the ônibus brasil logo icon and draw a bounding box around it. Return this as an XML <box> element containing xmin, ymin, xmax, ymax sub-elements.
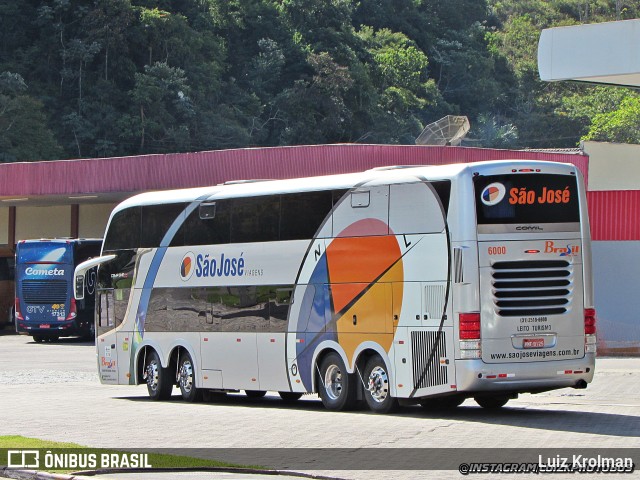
<box><xmin>180</xmin><ymin>252</ymin><xmax>196</xmax><ymax>281</ymax></box>
<box><xmin>481</xmin><ymin>182</ymin><xmax>506</xmax><ymax>206</ymax></box>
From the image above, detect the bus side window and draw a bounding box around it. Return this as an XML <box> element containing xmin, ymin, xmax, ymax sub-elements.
<box><xmin>97</xmin><ymin>289</ymin><xmax>115</xmax><ymax>335</ymax></box>
<box><xmin>173</xmin><ymin>200</ymin><xmax>231</xmax><ymax>247</ymax></box>
<box><xmin>269</xmin><ymin>287</ymin><xmax>293</xmax><ymax>332</ymax></box>
<box><xmin>141</xmin><ymin>203</ymin><xmax>187</xmax><ymax>248</ymax></box>
<box><xmin>280</xmin><ymin>191</ymin><xmax>333</xmax><ymax>240</ymax></box>
<box><xmin>230</xmin><ymin>197</ymin><xmax>280</xmax><ymax>243</ymax></box>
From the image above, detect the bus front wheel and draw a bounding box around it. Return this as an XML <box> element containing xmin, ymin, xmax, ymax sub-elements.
<box><xmin>474</xmin><ymin>395</ymin><xmax>509</xmax><ymax>409</ymax></box>
<box><xmin>279</xmin><ymin>391</ymin><xmax>303</xmax><ymax>402</ymax></box>
<box><xmin>145</xmin><ymin>350</ymin><xmax>173</xmax><ymax>401</ymax></box>
<box><xmin>318</xmin><ymin>352</ymin><xmax>356</xmax><ymax>411</ymax></box>
<box><xmin>363</xmin><ymin>354</ymin><xmax>398</xmax><ymax>414</ymax></box>
<box><xmin>178</xmin><ymin>352</ymin><xmax>202</xmax><ymax>402</ymax></box>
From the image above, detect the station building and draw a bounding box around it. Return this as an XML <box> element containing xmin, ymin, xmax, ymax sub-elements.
<box><xmin>538</xmin><ymin>18</ymin><xmax>640</xmax><ymax>354</ymax></box>
<box><xmin>0</xmin><ymin>142</ymin><xmax>637</xmax><ymax>354</ymax></box>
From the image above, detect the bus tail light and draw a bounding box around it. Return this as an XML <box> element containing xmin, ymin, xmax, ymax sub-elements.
<box><xmin>66</xmin><ymin>298</ymin><xmax>77</xmax><ymax>320</ymax></box>
<box><xmin>459</xmin><ymin>312</ymin><xmax>481</xmax><ymax>359</ymax></box>
<box><xmin>15</xmin><ymin>297</ymin><xmax>23</xmax><ymax>321</ymax></box>
<box><xmin>584</xmin><ymin>308</ymin><xmax>597</xmax><ymax>353</ymax></box>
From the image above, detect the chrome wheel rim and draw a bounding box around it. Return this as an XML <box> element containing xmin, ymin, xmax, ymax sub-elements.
<box><xmin>179</xmin><ymin>359</ymin><xmax>194</xmax><ymax>394</ymax></box>
<box><xmin>324</xmin><ymin>364</ymin><xmax>343</xmax><ymax>401</ymax></box>
<box><xmin>146</xmin><ymin>361</ymin><xmax>160</xmax><ymax>392</ymax></box>
<box><xmin>367</xmin><ymin>366</ymin><xmax>389</xmax><ymax>403</ymax></box>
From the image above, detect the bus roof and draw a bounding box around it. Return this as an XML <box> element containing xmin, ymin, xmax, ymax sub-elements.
<box><xmin>113</xmin><ymin>159</ymin><xmax>578</xmax><ymax>212</ymax></box>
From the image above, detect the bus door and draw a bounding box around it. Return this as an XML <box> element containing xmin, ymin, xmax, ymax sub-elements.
<box><xmin>95</xmin><ymin>254</ymin><xmax>135</xmax><ymax>384</ymax></box>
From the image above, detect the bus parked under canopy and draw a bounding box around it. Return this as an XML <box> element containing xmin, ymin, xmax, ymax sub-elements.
<box><xmin>76</xmin><ymin>160</ymin><xmax>596</xmax><ymax>411</ymax></box>
<box><xmin>17</xmin><ymin>238</ymin><xmax>101</xmax><ymax>342</ymax></box>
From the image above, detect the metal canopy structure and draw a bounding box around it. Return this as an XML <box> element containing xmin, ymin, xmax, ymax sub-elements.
<box><xmin>538</xmin><ymin>19</ymin><xmax>640</xmax><ymax>88</ymax></box>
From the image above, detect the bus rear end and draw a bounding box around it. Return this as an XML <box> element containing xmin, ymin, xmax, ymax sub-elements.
<box><xmin>455</xmin><ymin>162</ymin><xmax>595</xmax><ymax>405</ymax></box>
<box><xmin>15</xmin><ymin>239</ymin><xmax>99</xmax><ymax>342</ymax></box>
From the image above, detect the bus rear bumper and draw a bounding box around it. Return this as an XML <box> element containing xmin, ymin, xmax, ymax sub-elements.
<box><xmin>15</xmin><ymin>320</ymin><xmax>87</xmax><ymax>337</ymax></box>
<box><xmin>455</xmin><ymin>355</ymin><xmax>596</xmax><ymax>394</ymax></box>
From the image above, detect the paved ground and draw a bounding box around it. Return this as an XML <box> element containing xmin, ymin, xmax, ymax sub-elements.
<box><xmin>0</xmin><ymin>330</ymin><xmax>638</xmax><ymax>479</ymax></box>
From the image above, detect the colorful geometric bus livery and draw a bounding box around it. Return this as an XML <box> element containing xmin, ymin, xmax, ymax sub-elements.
<box><xmin>80</xmin><ymin>160</ymin><xmax>596</xmax><ymax>412</ymax></box>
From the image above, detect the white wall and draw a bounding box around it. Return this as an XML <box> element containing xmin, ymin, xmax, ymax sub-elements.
<box><xmin>79</xmin><ymin>204</ymin><xmax>116</xmax><ymax>239</ymax></box>
<box><xmin>0</xmin><ymin>208</ymin><xmax>9</xmax><ymax>245</ymax></box>
<box><xmin>15</xmin><ymin>206</ymin><xmax>71</xmax><ymax>241</ymax></box>
<box><xmin>582</xmin><ymin>141</ymin><xmax>640</xmax><ymax>191</ymax></box>
<box><xmin>592</xmin><ymin>241</ymin><xmax>640</xmax><ymax>349</ymax></box>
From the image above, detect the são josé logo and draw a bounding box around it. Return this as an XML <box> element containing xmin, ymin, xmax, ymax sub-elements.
<box><xmin>180</xmin><ymin>251</ymin><xmax>245</xmax><ymax>281</ymax></box>
<box><xmin>481</xmin><ymin>182</ymin><xmax>506</xmax><ymax>206</ymax></box>
<box><xmin>180</xmin><ymin>252</ymin><xmax>196</xmax><ymax>281</ymax></box>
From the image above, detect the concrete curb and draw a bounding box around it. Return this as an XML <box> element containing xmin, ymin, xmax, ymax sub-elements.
<box><xmin>1</xmin><ymin>469</ymin><xmax>74</xmax><ymax>480</ymax></box>
<box><xmin>1</xmin><ymin>467</ymin><xmax>344</xmax><ymax>480</ymax></box>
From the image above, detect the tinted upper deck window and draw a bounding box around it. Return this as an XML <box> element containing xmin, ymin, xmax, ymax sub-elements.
<box><xmin>474</xmin><ymin>174</ymin><xmax>579</xmax><ymax>226</ymax></box>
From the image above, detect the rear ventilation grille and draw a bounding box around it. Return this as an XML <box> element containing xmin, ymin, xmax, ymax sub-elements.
<box><xmin>22</xmin><ymin>280</ymin><xmax>67</xmax><ymax>304</ymax></box>
<box><xmin>424</xmin><ymin>284</ymin><xmax>446</xmax><ymax>320</ymax></box>
<box><xmin>491</xmin><ymin>260</ymin><xmax>572</xmax><ymax>317</ymax></box>
<box><xmin>411</xmin><ymin>331</ymin><xmax>448</xmax><ymax>390</ymax></box>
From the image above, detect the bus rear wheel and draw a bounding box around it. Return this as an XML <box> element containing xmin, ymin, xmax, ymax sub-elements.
<box><xmin>474</xmin><ymin>395</ymin><xmax>509</xmax><ymax>409</ymax></box>
<box><xmin>363</xmin><ymin>354</ymin><xmax>398</xmax><ymax>414</ymax></box>
<box><xmin>82</xmin><ymin>322</ymin><xmax>95</xmax><ymax>341</ymax></box>
<box><xmin>318</xmin><ymin>352</ymin><xmax>356</xmax><ymax>411</ymax></box>
<box><xmin>145</xmin><ymin>350</ymin><xmax>173</xmax><ymax>401</ymax></box>
<box><xmin>245</xmin><ymin>390</ymin><xmax>266</xmax><ymax>398</ymax></box>
<box><xmin>178</xmin><ymin>352</ymin><xmax>202</xmax><ymax>402</ymax></box>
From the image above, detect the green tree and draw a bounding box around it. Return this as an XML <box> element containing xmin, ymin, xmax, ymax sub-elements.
<box><xmin>129</xmin><ymin>62</ymin><xmax>194</xmax><ymax>152</ymax></box>
<box><xmin>0</xmin><ymin>72</ymin><xmax>62</xmax><ymax>161</ymax></box>
<box><xmin>582</xmin><ymin>96</ymin><xmax>640</xmax><ymax>144</ymax></box>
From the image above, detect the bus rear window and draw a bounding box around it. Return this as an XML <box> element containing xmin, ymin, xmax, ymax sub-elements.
<box><xmin>474</xmin><ymin>174</ymin><xmax>579</xmax><ymax>229</ymax></box>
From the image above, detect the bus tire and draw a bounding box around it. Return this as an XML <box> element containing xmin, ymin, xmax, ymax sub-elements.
<box><xmin>279</xmin><ymin>391</ymin><xmax>303</xmax><ymax>402</ymax></box>
<box><xmin>82</xmin><ymin>322</ymin><xmax>95</xmax><ymax>341</ymax></box>
<box><xmin>474</xmin><ymin>396</ymin><xmax>509</xmax><ymax>409</ymax></box>
<box><xmin>419</xmin><ymin>395</ymin><xmax>465</xmax><ymax>410</ymax></box>
<box><xmin>145</xmin><ymin>350</ymin><xmax>173</xmax><ymax>401</ymax></box>
<box><xmin>178</xmin><ymin>352</ymin><xmax>202</xmax><ymax>402</ymax></box>
<box><xmin>318</xmin><ymin>352</ymin><xmax>356</xmax><ymax>411</ymax></box>
<box><xmin>245</xmin><ymin>390</ymin><xmax>266</xmax><ymax>398</ymax></box>
<box><xmin>363</xmin><ymin>354</ymin><xmax>398</xmax><ymax>414</ymax></box>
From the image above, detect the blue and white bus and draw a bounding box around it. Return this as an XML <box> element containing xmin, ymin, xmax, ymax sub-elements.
<box><xmin>16</xmin><ymin>238</ymin><xmax>101</xmax><ymax>342</ymax></box>
<box><xmin>75</xmin><ymin>160</ymin><xmax>596</xmax><ymax>412</ymax></box>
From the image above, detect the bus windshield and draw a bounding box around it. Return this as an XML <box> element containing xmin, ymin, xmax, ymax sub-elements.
<box><xmin>17</xmin><ymin>243</ymin><xmax>73</xmax><ymax>266</ymax></box>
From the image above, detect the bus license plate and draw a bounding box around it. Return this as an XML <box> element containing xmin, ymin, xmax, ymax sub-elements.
<box><xmin>523</xmin><ymin>338</ymin><xmax>544</xmax><ymax>348</ymax></box>
<box><xmin>39</xmin><ymin>324</ymin><xmax>50</xmax><ymax>329</ymax></box>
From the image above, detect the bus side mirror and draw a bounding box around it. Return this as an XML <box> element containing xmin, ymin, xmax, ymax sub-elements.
<box><xmin>73</xmin><ymin>254</ymin><xmax>116</xmax><ymax>300</ymax></box>
<box><xmin>75</xmin><ymin>274</ymin><xmax>85</xmax><ymax>300</ymax></box>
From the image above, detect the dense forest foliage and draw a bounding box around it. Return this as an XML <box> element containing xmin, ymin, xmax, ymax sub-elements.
<box><xmin>1</xmin><ymin>0</ymin><xmax>639</xmax><ymax>161</ymax></box>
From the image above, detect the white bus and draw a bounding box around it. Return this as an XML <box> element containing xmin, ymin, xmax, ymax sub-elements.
<box><xmin>75</xmin><ymin>159</ymin><xmax>596</xmax><ymax>412</ymax></box>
